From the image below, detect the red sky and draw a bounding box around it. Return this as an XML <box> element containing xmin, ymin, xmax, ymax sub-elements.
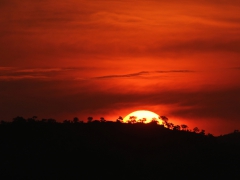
<box><xmin>0</xmin><ymin>0</ymin><xmax>240</xmax><ymax>135</ymax></box>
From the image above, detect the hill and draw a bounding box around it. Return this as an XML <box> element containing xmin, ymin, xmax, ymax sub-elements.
<box><xmin>0</xmin><ymin>122</ymin><xmax>240</xmax><ymax>179</ymax></box>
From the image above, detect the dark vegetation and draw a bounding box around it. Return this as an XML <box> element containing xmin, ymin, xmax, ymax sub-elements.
<box><xmin>1</xmin><ymin>116</ymin><xmax>240</xmax><ymax>179</ymax></box>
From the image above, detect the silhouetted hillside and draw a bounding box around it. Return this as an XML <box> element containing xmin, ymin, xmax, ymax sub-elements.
<box><xmin>0</xmin><ymin>122</ymin><xmax>240</xmax><ymax>179</ymax></box>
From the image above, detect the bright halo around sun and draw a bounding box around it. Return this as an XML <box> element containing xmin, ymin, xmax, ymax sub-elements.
<box><xmin>123</xmin><ymin>110</ymin><xmax>161</xmax><ymax>124</ymax></box>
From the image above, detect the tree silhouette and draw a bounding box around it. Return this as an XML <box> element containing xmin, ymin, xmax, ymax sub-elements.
<box><xmin>148</xmin><ymin>117</ymin><xmax>158</xmax><ymax>125</ymax></box>
<box><xmin>173</xmin><ymin>125</ymin><xmax>181</xmax><ymax>131</ymax></box>
<box><xmin>27</xmin><ymin>116</ymin><xmax>37</xmax><ymax>123</ymax></box>
<box><xmin>41</xmin><ymin>119</ymin><xmax>47</xmax><ymax>123</ymax></box>
<box><xmin>1</xmin><ymin>120</ymin><xmax>7</xmax><ymax>124</ymax></box>
<box><xmin>100</xmin><ymin>117</ymin><xmax>106</xmax><ymax>122</ymax></box>
<box><xmin>159</xmin><ymin>115</ymin><xmax>168</xmax><ymax>120</ymax></box>
<box><xmin>128</xmin><ymin>116</ymin><xmax>137</xmax><ymax>124</ymax></box>
<box><xmin>200</xmin><ymin>129</ymin><xmax>205</xmax><ymax>135</ymax></box>
<box><xmin>63</xmin><ymin>119</ymin><xmax>71</xmax><ymax>123</ymax></box>
<box><xmin>142</xmin><ymin>118</ymin><xmax>147</xmax><ymax>123</ymax></box>
<box><xmin>207</xmin><ymin>133</ymin><xmax>214</xmax><ymax>137</ymax></box>
<box><xmin>137</xmin><ymin>117</ymin><xmax>147</xmax><ymax>123</ymax></box>
<box><xmin>168</xmin><ymin>123</ymin><xmax>174</xmax><ymax>130</ymax></box>
<box><xmin>87</xmin><ymin>117</ymin><xmax>93</xmax><ymax>123</ymax></box>
<box><xmin>159</xmin><ymin>116</ymin><xmax>170</xmax><ymax>128</ymax></box>
<box><xmin>13</xmin><ymin>116</ymin><xmax>26</xmax><ymax>124</ymax></box>
<box><xmin>234</xmin><ymin>130</ymin><xmax>239</xmax><ymax>133</ymax></box>
<box><xmin>73</xmin><ymin>117</ymin><xmax>79</xmax><ymax>123</ymax></box>
<box><xmin>193</xmin><ymin>127</ymin><xmax>200</xmax><ymax>133</ymax></box>
<box><xmin>47</xmin><ymin>118</ymin><xmax>56</xmax><ymax>123</ymax></box>
<box><xmin>116</xmin><ymin>116</ymin><xmax>123</xmax><ymax>123</ymax></box>
<box><xmin>151</xmin><ymin>117</ymin><xmax>158</xmax><ymax>123</ymax></box>
<box><xmin>181</xmin><ymin>124</ymin><xmax>188</xmax><ymax>131</ymax></box>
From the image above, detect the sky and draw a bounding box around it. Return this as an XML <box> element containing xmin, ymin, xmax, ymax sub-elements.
<box><xmin>0</xmin><ymin>0</ymin><xmax>240</xmax><ymax>135</ymax></box>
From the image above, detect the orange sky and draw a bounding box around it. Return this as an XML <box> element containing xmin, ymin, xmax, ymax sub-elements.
<box><xmin>0</xmin><ymin>0</ymin><xmax>240</xmax><ymax>135</ymax></box>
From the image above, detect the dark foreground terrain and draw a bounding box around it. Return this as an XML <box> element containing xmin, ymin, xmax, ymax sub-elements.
<box><xmin>1</xmin><ymin>122</ymin><xmax>240</xmax><ymax>179</ymax></box>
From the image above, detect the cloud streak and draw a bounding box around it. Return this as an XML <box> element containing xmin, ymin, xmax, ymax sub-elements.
<box><xmin>92</xmin><ymin>70</ymin><xmax>194</xmax><ymax>80</ymax></box>
<box><xmin>0</xmin><ymin>67</ymin><xmax>195</xmax><ymax>81</ymax></box>
<box><xmin>0</xmin><ymin>67</ymin><xmax>94</xmax><ymax>81</ymax></box>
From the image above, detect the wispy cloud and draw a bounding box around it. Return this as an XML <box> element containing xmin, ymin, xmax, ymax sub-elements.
<box><xmin>94</xmin><ymin>71</ymin><xmax>149</xmax><ymax>79</ymax></box>
<box><xmin>0</xmin><ymin>66</ymin><xmax>112</xmax><ymax>81</ymax></box>
<box><xmin>90</xmin><ymin>70</ymin><xmax>194</xmax><ymax>80</ymax></box>
<box><xmin>0</xmin><ymin>67</ymin><xmax>85</xmax><ymax>81</ymax></box>
<box><xmin>0</xmin><ymin>67</ymin><xmax>14</xmax><ymax>71</ymax></box>
<box><xmin>0</xmin><ymin>75</ymin><xmax>47</xmax><ymax>80</ymax></box>
<box><xmin>0</xmin><ymin>67</ymin><xmax>195</xmax><ymax>81</ymax></box>
<box><xmin>15</xmin><ymin>68</ymin><xmax>63</xmax><ymax>73</ymax></box>
<box><xmin>232</xmin><ymin>67</ymin><xmax>240</xmax><ymax>70</ymax></box>
<box><xmin>155</xmin><ymin>70</ymin><xmax>194</xmax><ymax>73</ymax></box>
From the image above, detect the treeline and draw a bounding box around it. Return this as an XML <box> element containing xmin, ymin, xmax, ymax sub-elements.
<box><xmin>1</xmin><ymin>115</ymin><xmax>210</xmax><ymax>135</ymax></box>
<box><xmin>2</xmin><ymin>115</ymin><xmax>240</xmax><ymax>137</ymax></box>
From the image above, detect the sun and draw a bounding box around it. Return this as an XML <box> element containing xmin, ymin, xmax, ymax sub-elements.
<box><xmin>123</xmin><ymin>110</ymin><xmax>161</xmax><ymax>124</ymax></box>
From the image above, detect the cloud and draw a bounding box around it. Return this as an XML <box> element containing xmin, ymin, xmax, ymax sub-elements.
<box><xmin>151</xmin><ymin>38</ymin><xmax>240</xmax><ymax>55</ymax></box>
<box><xmin>0</xmin><ymin>67</ymin><xmax>91</xmax><ymax>81</ymax></box>
<box><xmin>1</xmin><ymin>0</ymin><xmax>240</xmax><ymax>69</ymax></box>
<box><xmin>155</xmin><ymin>70</ymin><xmax>194</xmax><ymax>73</ymax></box>
<box><xmin>90</xmin><ymin>11</ymin><xmax>144</xmax><ymax>27</ymax></box>
<box><xmin>0</xmin><ymin>67</ymin><xmax>13</xmax><ymax>70</ymax></box>
<box><xmin>93</xmin><ymin>71</ymin><xmax>149</xmax><ymax>79</ymax></box>
<box><xmin>0</xmin><ymin>68</ymin><xmax>193</xmax><ymax>81</ymax></box>
<box><xmin>91</xmin><ymin>70</ymin><xmax>194</xmax><ymax>80</ymax></box>
<box><xmin>0</xmin><ymin>75</ymin><xmax>48</xmax><ymax>80</ymax></box>
<box><xmin>232</xmin><ymin>67</ymin><xmax>240</xmax><ymax>70</ymax></box>
<box><xmin>15</xmin><ymin>68</ymin><xmax>63</xmax><ymax>73</ymax></box>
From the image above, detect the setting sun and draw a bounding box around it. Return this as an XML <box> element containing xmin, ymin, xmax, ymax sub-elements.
<box><xmin>123</xmin><ymin>110</ymin><xmax>161</xmax><ymax>124</ymax></box>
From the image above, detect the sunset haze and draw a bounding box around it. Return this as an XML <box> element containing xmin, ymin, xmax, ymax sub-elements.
<box><xmin>0</xmin><ymin>0</ymin><xmax>240</xmax><ymax>135</ymax></box>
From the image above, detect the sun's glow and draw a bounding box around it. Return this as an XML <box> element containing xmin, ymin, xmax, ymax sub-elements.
<box><xmin>123</xmin><ymin>110</ymin><xmax>161</xmax><ymax>124</ymax></box>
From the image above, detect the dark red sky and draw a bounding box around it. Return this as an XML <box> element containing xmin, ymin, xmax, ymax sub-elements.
<box><xmin>1</xmin><ymin>0</ymin><xmax>240</xmax><ymax>135</ymax></box>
